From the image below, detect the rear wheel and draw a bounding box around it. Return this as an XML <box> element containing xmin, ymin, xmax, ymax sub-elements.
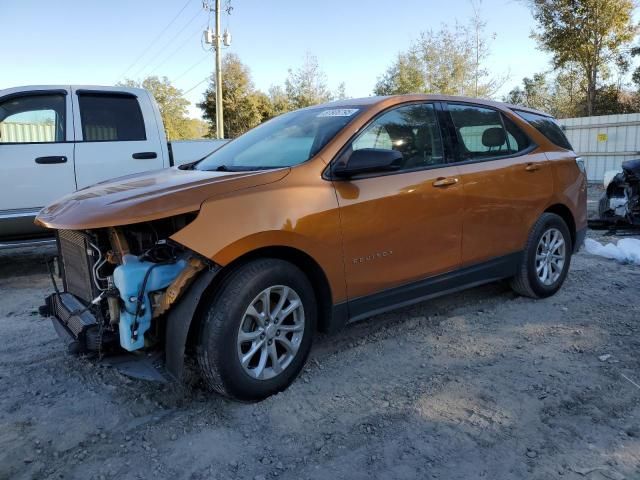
<box><xmin>196</xmin><ymin>258</ymin><xmax>316</xmax><ymax>401</ymax></box>
<box><xmin>511</xmin><ymin>213</ymin><xmax>572</xmax><ymax>298</ymax></box>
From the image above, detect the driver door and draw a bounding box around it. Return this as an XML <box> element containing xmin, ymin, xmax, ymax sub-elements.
<box><xmin>331</xmin><ymin>102</ymin><xmax>463</xmax><ymax>317</ymax></box>
<box><xmin>0</xmin><ymin>88</ymin><xmax>76</xmax><ymax>239</ymax></box>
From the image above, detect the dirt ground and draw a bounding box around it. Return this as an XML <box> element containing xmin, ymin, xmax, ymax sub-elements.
<box><xmin>1</xmin><ymin>187</ymin><xmax>639</xmax><ymax>480</ymax></box>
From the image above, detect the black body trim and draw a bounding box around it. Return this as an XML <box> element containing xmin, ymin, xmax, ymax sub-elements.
<box><xmin>165</xmin><ymin>267</ymin><xmax>219</xmax><ymax>380</ymax></box>
<box><xmin>0</xmin><ymin>89</ymin><xmax>68</xmax><ymax>103</ymax></box>
<box><xmin>75</xmin><ymin>89</ymin><xmax>138</xmax><ymax>98</ymax></box>
<box><xmin>574</xmin><ymin>227</ymin><xmax>586</xmax><ymax>253</ymax></box>
<box><xmin>341</xmin><ymin>251</ymin><xmax>522</xmax><ymax>323</ymax></box>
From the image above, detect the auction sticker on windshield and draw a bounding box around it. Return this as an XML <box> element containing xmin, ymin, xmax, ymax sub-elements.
<box><xmin>316</xmin><ymin>108</ymin><xmax>359</xmax><ymax>117</ymax></box>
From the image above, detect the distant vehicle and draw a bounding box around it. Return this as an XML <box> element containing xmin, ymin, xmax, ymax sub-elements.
<box><xmin>0</xmin><ymin>85</ymin><xmax>226</xmax><ymax>248</ymax></box>
<box><xmin>596</xmin><ymin>159</ymin><xmax>640</xmax><ymax>229</ymax></box>
<box><xmin>38</xmin><ymin>95</ymin><xmax>587</xmax><ymax>401</ymax></box>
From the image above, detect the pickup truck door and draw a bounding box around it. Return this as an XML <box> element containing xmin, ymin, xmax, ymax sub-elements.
<box><xmin>71</xmin><ymin>88</ymin><xmax>166</xmax><ymax>189</ymax></box>
<box><xmin>0</xmin><ymin>87</ymin><xmax>76</xmax><ymax>239</ymax></box>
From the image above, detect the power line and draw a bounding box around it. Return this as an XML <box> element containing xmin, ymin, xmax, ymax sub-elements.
<box><xmin>130</xmin><ymin>8</ymin><xmax>203</xmax><ymax>80</ymax></box>
<box><xmin>146</xmin><ymin>22</ymin><xmax>207</xmax><ymax>76</ymax></box>
<box><xmin>183</xmin><ymin>77</ymin><xmax>209</xmax><ymax>95</ymax></box>
<box><xmin>172</xmin><ymin>55</ymin><xmax>209</xmax><ymax>83</ymax></box>
<box><xmin>117</xmin><ymin>0</ymin><xmax>193</xmax><ymax>81</ymax></box>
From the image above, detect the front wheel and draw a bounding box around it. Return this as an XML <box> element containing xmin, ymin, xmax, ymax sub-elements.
<box><xmin>197</xmin><ymin>258</ymin><xmax>316</xmax><ymax>401</ymax></box>
<box><xmin>511</xmin><ymin>213</ymin><xmax>572</xmax><ymax>298</ymax></box>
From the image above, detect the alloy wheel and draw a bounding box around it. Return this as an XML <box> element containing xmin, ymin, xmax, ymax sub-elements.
<box><xmin>236</xmin><ymin>285</ymin><xmax>305</xmax><ymax>380</ymax></box>
<box><xmin>535</xmin><ymin>227</ymin><xmax>566</xmax><ymax>286</ymax></box>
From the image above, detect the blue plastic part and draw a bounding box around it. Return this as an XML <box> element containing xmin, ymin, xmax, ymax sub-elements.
<box><xmin>113</xmin><ymin>254</ymin><xmax>187</xmax><ymax>352</ymax></box>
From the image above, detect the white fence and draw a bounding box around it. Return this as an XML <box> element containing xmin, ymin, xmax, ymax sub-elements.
<box><xmin>558</xmin><ymin>113</ymin><xmax>640</xmax><ymax>182</ymax></box>
<box><xmin>0</xmin><ymin>122</ymin><xmax>56</xmax><ymax>142</ymax></box>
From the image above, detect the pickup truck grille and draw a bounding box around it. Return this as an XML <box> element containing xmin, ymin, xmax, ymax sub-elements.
<box><xmin>58</xmin><ymin>230</ymin><xmax>96</xmax><ymax>303</ymax></box>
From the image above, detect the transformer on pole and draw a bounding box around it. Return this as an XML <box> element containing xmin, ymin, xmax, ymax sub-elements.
<box><xmin>203</xmin><ymin>0</ymin><xmax>232</xmax><ymax>139</ymax></box>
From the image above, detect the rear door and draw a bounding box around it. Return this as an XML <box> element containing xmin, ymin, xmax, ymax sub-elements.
<box><xmin>71</xmin><ymin>88</ymin><xmax>165</xmax><ymax>188</ymax></box>
<box><xmin>443</xmin><ymin>102</ymin><xmax>553</xmax><ymax>266</ymax></box>
<box><xmin>0</xmin><ymin>88</ymin><xmax>76</xmax><ymax>238</ymax></box>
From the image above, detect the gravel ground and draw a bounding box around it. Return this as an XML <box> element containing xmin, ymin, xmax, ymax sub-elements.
<box><xmin>1</xmin><ymin>187</ymin><xmax>639</xmax><ymax>480</ymax></box>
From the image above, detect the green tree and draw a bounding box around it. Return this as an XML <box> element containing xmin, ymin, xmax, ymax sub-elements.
<box><xmin>119</xmin><ymin>76</ymin><xmax>194</xmax><ymax>140</ymax></box>
<box><xmin>528</xmin><ymin>0</ymin><xmax>638</xmax><ymax>115</ymax></box>
<box><xmin>505</xmin><ymin>68</ymin><xmax>585</xmax><ymax>118</ymax></box>
<box><xmin>374</xmin><ymin>51</ymin><xmax>425</xmax><ymax>95</ymax></box>
<box><xmin>284</xmin><ymin>53</ymin><xmax>334</xmax><ymax>109</ymax></box>
<box><xmin>505</xmin><ymin>73</ymin><xmax>553</xmax><ymax>111</ymax></box>
<box><xmin>374</xmin><ymin>18</ymin><xmax>504</xmax><ymax>98</ymax></box>
<box><xmin>198</xmin><ymin>53</ymin><xmax>268</xmax><ymax>138</ymax></box>
<box><xmin>182</xmin><ymin>118</ymin><xmax>209</xmax><ymax>139</ymax></box>
<box><xmin>267</xmin><ymin>85</ymin><xmax>291</xmax><ymax>117</ymax></box>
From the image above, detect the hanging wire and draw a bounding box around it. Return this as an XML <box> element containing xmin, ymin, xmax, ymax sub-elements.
<box><xmin>146</xmin><ymin>21</ymin><xmax>208</xmax><ymax>76</ymax></box>
<box><xmin>172</xmin><ymin>54</ymin><xmax>209</xmax><ymax>83</ymax></box>
<box><xmin>117</xmin><ymin>0</ymin><xmax>193</xmax><ymax>81</ymax></box>
<box><xmin>183</xmin><ymin>77</ymin><xmax>210</xmax><ymax>95</ymax></box>
<box><xmin>130</xmin><ymin>8</ymin><xmax>204</xmax><ymax>80</ymax></box>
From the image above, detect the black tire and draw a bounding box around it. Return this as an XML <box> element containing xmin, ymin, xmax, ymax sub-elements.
<box><xmin>598</xmin><ymin>192</ymin><xmax>610</xmax><ymax>219</ymax></box>
<box><xmin>196</xmin><ymin>258</ymin><xmax>316</xmax><ymax>401</ymax></box>
<box><xmin>510</xmin><ymin>213</ymin><xmax>573</xmax><ymax>299</ymax></box>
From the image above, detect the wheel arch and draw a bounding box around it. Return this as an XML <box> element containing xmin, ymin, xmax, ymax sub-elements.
<box><xmin>183</xmin><ymin>245</ymin><xmax>337</xmax><ymax>353</ymax></box>
<box><xmin>544</xmin><ymin>203</ymin><xmax>576</xmax><ymax>248</ymax></box>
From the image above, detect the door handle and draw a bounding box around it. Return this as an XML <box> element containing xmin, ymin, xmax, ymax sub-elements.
<box><xmin>132</xmin><ymin>152</ymin><xmax>158</xmax><ymax>160</ymax></box>
<box><xmin>432</xmin><ymin>177</ymin><xmax>459</xmax><ymax>187</ymax></box>
<box><xmin>35</xmin><ymin>156</ymin><xmax>67</xmax><ymax>164</ymax></box>
<box><xmin>525</xmin><ymin>163</ymin><xmax>540</xmax><ymax>172</ymax></box>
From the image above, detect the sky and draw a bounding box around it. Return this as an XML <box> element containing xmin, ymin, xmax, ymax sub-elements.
<box><xmin>0</xmin><ymin>0</ymin><xmax>552</xmax><ymax>119</ymax></box>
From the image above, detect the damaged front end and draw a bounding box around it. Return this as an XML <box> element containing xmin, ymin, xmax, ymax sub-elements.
<box><xmin>41</xmin><ymin>214</ymin><xmax>216</xmax><ymax>379</ymax></box>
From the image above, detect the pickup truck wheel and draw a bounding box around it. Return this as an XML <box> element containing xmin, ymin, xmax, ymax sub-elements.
<box><xmin>196</xmin><ymin>258</ymin><xmax>316</xmax><ymax>401</ymax></box>
<box><xmin>510</xmin><ymin>213</ymin><xmax>572</xmax><ymax>299</ymax></box>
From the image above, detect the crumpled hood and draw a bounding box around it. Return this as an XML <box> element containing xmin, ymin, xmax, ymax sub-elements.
<box><xmin>36</xmin><ymin>167</ymin><xmax>289</xmax><ymax>230</ymax></box>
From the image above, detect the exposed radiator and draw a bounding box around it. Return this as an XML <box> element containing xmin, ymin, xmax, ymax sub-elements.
<box><xmin>57</xmin><ymin>230</ymin><xmax>96</xmax><ymax>303</ymax></box>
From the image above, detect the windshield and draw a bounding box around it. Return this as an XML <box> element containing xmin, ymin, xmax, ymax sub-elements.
<box><xmin>195</xmin><ymin>106</ymin><xmax>361</xmax><ymax>171</ymax></box>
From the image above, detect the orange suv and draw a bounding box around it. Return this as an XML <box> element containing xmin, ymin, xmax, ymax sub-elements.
<box><xmin>37</xmin><ymin>95</ymin><xmax>587</xmax><ymax>401</ymax></box>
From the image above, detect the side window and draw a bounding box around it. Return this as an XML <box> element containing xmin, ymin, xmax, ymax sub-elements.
<box><xmin>0</xmin><ymin>94</ymin><xmax>66</xmax><ymax>143</ymax></box>
<box><xmin>78</xmin><ymin>94</ymin><xmax>146</xmax><ymax>142</ymax></box>
<box><xmin>515</xmin><ymin>110</ymin><xmax>573</xmax><ymax>150</ymax></box>
<box><xmin>351</xmin><ymin>103</ymin><xmax>444</xmax><ymax>170</ymax></box>
<box><xmin>447</xmin><ymin>103</ymin><xmax>509</xmax><ymax>160</ymax></box>
<box><xmin>502</xmin><ymin>115</ymin><xmax>531</xmax><ymax>153</ymax></box>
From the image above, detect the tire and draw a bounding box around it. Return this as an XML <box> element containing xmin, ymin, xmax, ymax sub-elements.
<box><xmin>598</xmin><ymin>192</ymin><xmax>610</xmax><ymax>219</ymax></box>
<box><xmin>510</xmin><ymin>213</ymin><xmax>573</xmax><ymax>299</ymax></box>
<box><xmin>196</xmin><ymin>258</ymin><xmax>316</xmax><ymax>401</ymax></box>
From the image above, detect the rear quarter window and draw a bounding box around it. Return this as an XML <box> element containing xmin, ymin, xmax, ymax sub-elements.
<box><xmin>515</xmin><ymin>110</ymin><xmax>573</xmax><ymax>150</ymax></box>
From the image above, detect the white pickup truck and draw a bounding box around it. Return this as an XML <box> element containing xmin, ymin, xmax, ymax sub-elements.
<box><xmin>0</xmin><ymin>85</ymin><xmax>225</xmax><ymax>248</ymax></box>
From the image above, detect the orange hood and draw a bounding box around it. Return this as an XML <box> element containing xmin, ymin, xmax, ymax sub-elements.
<box><xmin>35</xmin><ymin>167</ymin><xmax>290</xmax><ymax>230</ymax></box>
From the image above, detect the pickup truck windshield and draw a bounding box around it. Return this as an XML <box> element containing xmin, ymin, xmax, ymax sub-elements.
<box><xmin>196</xmin><ymin>107</ymin><xmax>361</xmax><ymax>171</ymax></box>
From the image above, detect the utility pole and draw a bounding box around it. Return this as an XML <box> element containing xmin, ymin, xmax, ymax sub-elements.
<box><xmin>204</xmin><ymin>0</ymin><xmax>231</xmax><ymax>139</ymax></box>
<box><xmin>214</xmin><ymin>0</ymin><xmax>224</xmax><ymax>139</ymax></box>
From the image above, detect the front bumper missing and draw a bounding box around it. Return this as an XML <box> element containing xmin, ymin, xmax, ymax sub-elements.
<box><xmin>44</xmin><ymin>293</ymin><xmax>99</xmax><ymax>353</ymax></box>
<box><xmin>42</xmin><ymin>292</ymin><xmax>169</xmax><ymax>382</ymax></box>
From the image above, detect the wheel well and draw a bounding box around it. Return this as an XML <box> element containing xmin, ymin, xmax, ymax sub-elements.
<box><xmin>545</xmin><ymin>204</ymin><xmax>576</xmax><ymax>247</ymax></box>
<box><xmin>185</xmin><ymin>246</ymin><xmax>335</xmax><ymax>349</ymax></box>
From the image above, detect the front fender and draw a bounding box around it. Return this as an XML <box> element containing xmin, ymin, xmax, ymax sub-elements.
<box><xmin>169</xmin><ymin>172</ymin><xmax>346</xmax><ymax>303</ymax></box>
<box><xmin>165</xmin><ymin>267</ymin><xmax>219</xmax><ymax>380</ymax></box>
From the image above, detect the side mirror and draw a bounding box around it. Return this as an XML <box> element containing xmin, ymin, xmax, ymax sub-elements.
<box><xmin>333</xmin><ymin>148</ymin><xmax>403</xmax><ymax>178</ymax></box>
